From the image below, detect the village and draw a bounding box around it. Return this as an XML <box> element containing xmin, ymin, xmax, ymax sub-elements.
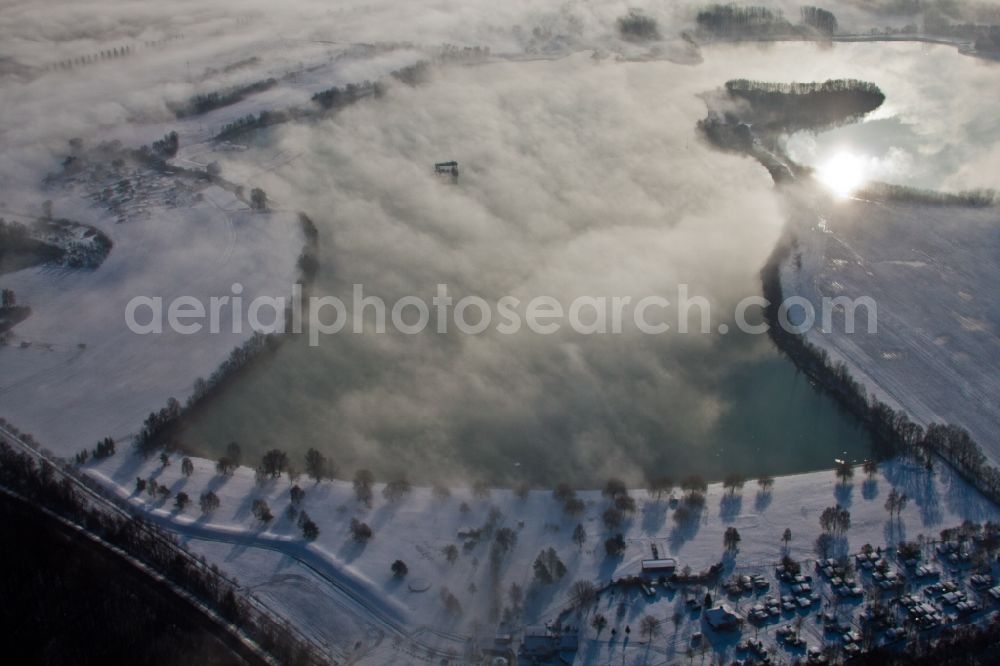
<box><xmin>478</xmin><ymin>522</ymin><xmax>1000</xmax><ymax>665</ymax></box>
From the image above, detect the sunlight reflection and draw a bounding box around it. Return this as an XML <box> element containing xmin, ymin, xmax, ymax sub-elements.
<box><xmin>817</xmin><ymin>151</ymin><xmax>868</xmax><ymax>198</ymax></box>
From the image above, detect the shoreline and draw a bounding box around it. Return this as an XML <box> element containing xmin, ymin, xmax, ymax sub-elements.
<box><xmin>761</xmin><ymin>213</ymin><xmax>1000</xmax><ymax>509</ymax></box>
<box><xmin>144</xmin><ymin>211</ymin><xmax>321</xmax><ymax>458</ymax></box>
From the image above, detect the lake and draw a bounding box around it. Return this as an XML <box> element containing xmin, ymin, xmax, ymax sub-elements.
<box><xmin>181</xmin><ymin>41</ymin><xmax>997</xmax><ymax>487</ymax></box>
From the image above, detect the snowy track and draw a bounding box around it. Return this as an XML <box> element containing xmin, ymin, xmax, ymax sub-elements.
<box><xmin>87</xmin><ymin>468</ymin><xmax>411</xmax><ymax>638</ymax></box>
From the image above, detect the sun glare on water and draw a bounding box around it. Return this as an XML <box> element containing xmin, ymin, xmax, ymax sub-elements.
<box><xmin>817</xmin><ymin>151</ymin><xmax>868</xmax><ymax>198</ymax></box>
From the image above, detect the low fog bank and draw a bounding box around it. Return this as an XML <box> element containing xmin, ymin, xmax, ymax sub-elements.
<box><xmin>184</xmin><ymin>55</ymin><xmax>877</xmax><ymax>486</ymax></box>
<box><xmin>3</xmin><ymin>1</ymin><xmax>999</xmax><ymax>200</ymax></box>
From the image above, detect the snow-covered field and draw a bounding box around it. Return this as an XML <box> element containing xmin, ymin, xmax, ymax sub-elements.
<box><xmin>0</xmin><ymin>30</ymin><xmax>425</xmax><ymax>454</ymax></box>
<box><xmin>0</xmin><ymin>192</ymin><xmax>301</xmax><ymax>448</ymax></box>
<box><xmin>781</xmin><ymin>196</ymin><xmax>1000</xmax><ymax>463</ymax></box>
<box><xmin>83</xmin><ymin>447</ymin><xmax>1000</xmax><ymax>663</ymax></box>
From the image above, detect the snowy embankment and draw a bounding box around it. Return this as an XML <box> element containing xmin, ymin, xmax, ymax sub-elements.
<box><xmin>781</xmin><ymin>199</ymin><xmax>1000</xmax><ymax>464</ymax></box>
<box><xmin>85</xmin><ymin>447</ymin><xmax>1000</xmax><ymax>652</ymax></box>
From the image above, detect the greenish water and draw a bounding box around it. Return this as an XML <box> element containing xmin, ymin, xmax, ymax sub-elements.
<box><xmin>183</xmin><ymin>324</ymin><xmax>874</xmax><ymax>487</ymax></box>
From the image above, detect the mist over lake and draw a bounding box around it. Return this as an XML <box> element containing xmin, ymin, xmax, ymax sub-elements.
<box><xmin>178</xmin><ymin>48</ymin><xmax>946</xmax><ymax>486</ymax></box>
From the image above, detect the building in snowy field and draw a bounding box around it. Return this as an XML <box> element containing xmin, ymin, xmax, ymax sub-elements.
<box><xmin>641</xmin><ymin>557</ymin><xmax>677</xmax><ymax>574</ymax></box>
<box><xmin>704</xmin><ymin>604</ymin><xmax>741</xmax><ymax>630</ymax></box>
<box><xmin>518</xmin><ymin>625</ymin><xmax>579</xmax><ymax>663</ymax></box>
<box><xmin>477</xmin><ymin>627</ymin><xmax>515</xmax><ymax>663</ymax></box>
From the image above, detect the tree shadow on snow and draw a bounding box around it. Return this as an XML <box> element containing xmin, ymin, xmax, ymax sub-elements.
<box><xmin>368</xmin><ymin>499</ymin><xmax>404</xmax><ymax>532</ymax></box>
<box><xmin>168</xmin><ymin>475</ymin><xmax>189</xmax><ymax>495</ymax></box>
<box><xmin>753</xmin><ymin>490</ymin><xmax>773</xmax><ymax>513</ymax></box>
<box><xmin>834</xmin><ymin>483</ymin><xmax>853</xmax><ymax>508</ymax></box>
<box><xmin>522</xmin><ymin>581</ymin><xmax>561</xmax><ymax>624</ymax></box>
<box><xmin>206</xmin><ymin>473</ymin><xmax>232</xmax><ymax>493</ymax></box>
<box><xmin>338</xmin><ymin>536</ymin><xmax>368</xmax><ymax>565</ymax></box>
<box><xmin>641</xmin><ymin>501</ymin><xmax>668</xmax><ymax>534</ymax></box>
<box><xmin>233</xmin><ymin>490</ymin><xmax>261</xmax><ymax>523</ymax></box>
<box><xmin>719</xmin><ymin>494</ymin><xmax>742</xmax><ymax>521</ymax></box>
<box><xmin>883</xmin><ymin>519</ymin><xmax>906</xmax><ymax>549</ymax></box>
<box><xmin>598</xmin><ymin>552</ymin><xmax>625</xmax><ymax>581</ymax></box>
<box><xmin>882</xmin><ymin>461</ymin><xmax>942</xmax><ymax>526</ymax></box>
<box><xmin>109</xmin><ymin>451</ymin><xmax>149</xmax><ymax>485</ymax></box>
<box><xmin>939</xmin><ymin>464</ymin><xmax>998</xmax><ymax>523</ymax></box>
<box><xmin>668</xmin><ymin>508</ymin><xmax>704</xmax><ymax>553</ymax></box>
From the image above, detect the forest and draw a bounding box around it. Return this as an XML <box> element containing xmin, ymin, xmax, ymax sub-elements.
<box><xmin>174</xmin><ymin>78</ymin><xmax>277</xmax><ymax>118</ymax></box>
<box><xmin>696</xmin><ymin>4</ymin><xmax>839</xmax><ymax>39</ymax></box>
<box><xmin>0</xmin><ymin>491</ymin><xmax>254</xmax><ymax>666</ymax></box>
<box><xmin>0</xmin><ymin>434</ymin><xmax>326</xmax><ymax>666</ymax></box>
<box><xmin>723</xmin><ymin>78</ymin><xmax>886</xmax><ymax>132</ymax></box>
<box><xmin>698</xmin><ymin>78</ymin><xmax>885</xmax><ymax>184</ymax></box>
<box><xmin>856</xmin><ymin>182</ymin><xmax>996</xmax><ymax>207</ymax></box>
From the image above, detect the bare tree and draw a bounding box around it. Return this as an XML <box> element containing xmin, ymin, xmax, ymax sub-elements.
<box><xmin>648</xmin><ymin>476</ymin><xmax>673</xmax><ymax>500</ymax></box>
<box><xmin>572</xmin><ymin>523</ymin><xmax>587</xmax><ymax>549</ymax></box>
<box><xmin>353</xmin><ymin>469</ymin><xmax>374</xmax><ymax>506</ymax></box>
<box><xmin>199</xmin><ymin>491</ymin><xmax>220</xmax><ymax>514</ymax></box>
<box><xmin>723</xmin><ymin>473</ymin><xmax>745</xmax><ymax>495</ymax></box>
<box><xmin>680</xmin><ymin>475</ymin><xmax>707</xmax><ymax>498</ymax></box>
<box><xmin>885</xmin><ymin>488</ymin><xmax>908</xmax><ymax>521</ymax></box>
<box><xmin>640</xmin><ymin>614</ymin><xmax>661</xmax><ymax>641</ymax></box>
<box><xmin>602</xmin><ymin>478</ymin><xmax>627</xmax><ymax>499</ymax></box>
<box><xmin>570</xmin><ymin>580</ymin><xmax>597</xmax><ymax>609</ymax></box>
<box><xmin>252</xmin><ymin>499</ymin><xmax>273</xmax><ymax>522</ymax></box>
<box><xmin>383</xmin><ymin>477</ymin><xmax>412</xmax><ymax>502</ymax></box>
<box><xmin>305</xmin><ymin>448</ymin><xmax>334</xmax><ymax>483</ymax></box>
<box><xmin>724</xmin><ymin>526</ymin><xmax>741</xmax><ymax>552</ymax></box>
<box><xmin>602</xmin><ymin>506</ymin><xmax>624</xmax><ymax>530</ymax></box>
<box><xmin>863</xmin><ymin>459</ymin><xmax>878</xmax><ymax>479</ymax></box>
<box><xmin>564</xmin><ymin>497</ymin><xmax>586</xmax><ymax>517</ymax></box>
<box><xmin>260</xmin><ymin>449</ymin><xmax>288</xmax><ymax>478</ymax></box>
<box><xmin>350</xmin><ymin>518</ymin><xmax>373</xmax><ymax>542</ymax></box>
<box><xmin>835</xmin><ymin>460</ymin><xmax>854</xmax><ymax>485</ymax></box>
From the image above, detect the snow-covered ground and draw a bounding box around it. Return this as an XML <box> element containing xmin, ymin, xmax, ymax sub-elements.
<box><xmin>83</xmin><ymin>447</ymin><xmax>1000</xmax><ymax>663</ymax></box>
<box><xmin>0</xmin><ymin>193</ymin><xmax>301</xmax><ymax>448</ymax></box>
<box><xmin>2</xmin><ymin>6</ymin><xmax>1000</xmax><ymax>663</ymax></box>
<box><xmin>781</xmin><ymin>195</ymin><xmax>1000</xmax><ymax>464</ymax></box>
<box><xmin>0</xmin><ymin>30</ymin><xmax>425</xmax><ymax>454</ymax></box>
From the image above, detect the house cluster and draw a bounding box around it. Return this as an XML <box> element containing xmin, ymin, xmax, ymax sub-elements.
<box><xmin>816</xmin><ymin>557</ymin><xmax>865</xmax><ymax>597</ymax></box>
<box><xmin>505</xmin><ymin>525</ymin><xmax>1000</xmax><ymax>665</ymax></box>
<box><xmin>727</xmin><ymin>537</ymin><xmax>999</xmax><ymax>664</ymax></box>
<box><xmin>81</xmin><ymin>162</ymin><xmax>198</xmax><ymax>223</ymax></box>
